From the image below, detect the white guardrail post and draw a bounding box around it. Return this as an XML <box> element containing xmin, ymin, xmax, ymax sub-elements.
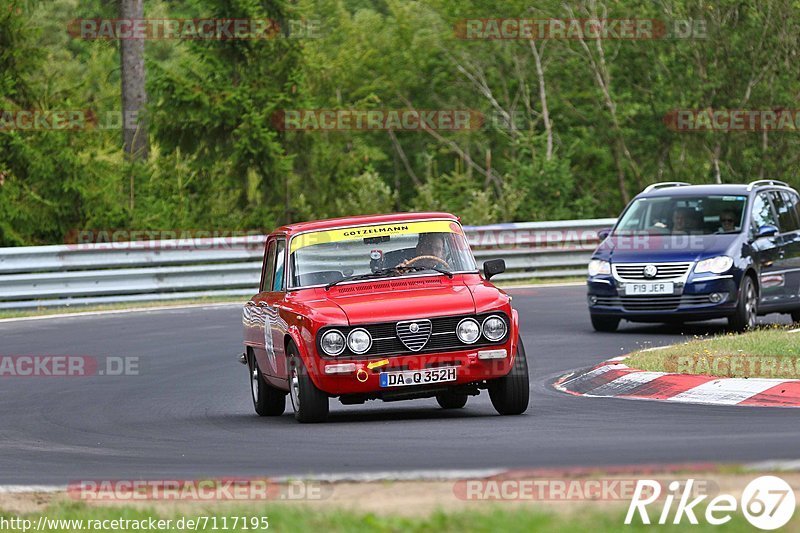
<box><xmin>0</xmin><ymin>218</ymin><xmax>616</xmax><ymax>310</ymax></box>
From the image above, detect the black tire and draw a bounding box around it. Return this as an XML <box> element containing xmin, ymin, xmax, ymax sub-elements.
<box><xmin>435</xmin><ymin>391</ymin><xmax>468</xmax><ymax>409</ymax></box>
<box><xmin>729</xmin><ymin>275</ymin><xmax>758</xmax><ymax>332</ymax></box>
<box><xmin>488</xmin><ymin>338</ymin><xmax>530</xmax><ymax>415</ymax></box>
<box><xmin>791</xmin><ymin>309</ymin><xmax>800</xmax><ymax>324</ymax></box>
<box><xmin>287</xmin><ymin>344</ymin><xmax>329</xmax><ymax>423</ymax></box>
<box><xmin>248</xmin><ymin>350</ymin><xmax>286</xmax><ymax>416</ymax></box>
<box><xmin>591</xmin><ymin>315</ymin><xmax>620</xmax><ymax>332</ymax></box>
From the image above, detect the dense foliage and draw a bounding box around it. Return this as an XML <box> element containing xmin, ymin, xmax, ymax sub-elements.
<box><xmin>2</xmin><ymin>0</ymin><xmax>799</xmax><ymax>245</ymax></box>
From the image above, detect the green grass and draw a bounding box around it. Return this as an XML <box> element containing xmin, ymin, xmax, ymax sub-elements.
<box><xmin>0</xmin><ymin>296</ymin><xmax>242</xmax><ymax>320</ymax></box>
<box><xmin>1</xmin><ymin>501</ymin><xmax>788</xmax><ymax>533</ymax></box>
<box><xmin>498</xmin><ymin>276</ymin><xmax>585</xmax><ymax>287</ymax></box>
<box><xmin>626</xmin><ymin>327</ymin><xmax>800</xmax><ymax>379</ymax></box>
<box><xmin>0</xmin><ymin>278</ymin><xmax>584</xmax><ymax>320</ymax></box>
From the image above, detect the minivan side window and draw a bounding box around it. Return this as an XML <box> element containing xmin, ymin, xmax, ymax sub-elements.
<box><xmin>272</xmin><ymin>239</ymin><xmax>286</xmax><ymax>292</ymax></box>
<box><xmin>769</xmin><ymin>191</ymin><xmax>800</xmax><ymax>232</ymax></box>
<box><xmin>779</xmin><ymin>191</ymin><xmax>800</xmax><ymax>232</ymax></box>
<box><xmin>261</xmin><ymin>241</ymin><xmax>276</xmax><ymax>293</ymax></box>
<box><xmin>751</xmin><ymin>193</ymin><xmax>778</xmax><ymax>232</ymax></box>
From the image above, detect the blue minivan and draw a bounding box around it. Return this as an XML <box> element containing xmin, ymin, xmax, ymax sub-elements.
<box><xmin>587</xmin><ymin>180</ymin><xmax>800</xmax><ymax>332</ymax></box>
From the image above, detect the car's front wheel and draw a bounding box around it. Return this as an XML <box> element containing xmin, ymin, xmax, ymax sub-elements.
<box><xmin>488</xmin><ymin>338</ymin><xmax>530</xmax><ymax>415</ymax></box>
<box><xmin>248</xmin><ymin>350</ymin><xmax>286</xmax><ymax>416</ymax></box>
<box><xmin>729</xmin><ymin>276</ymin><xmax>758</xmax><ymax>332</ymax></box>
<box><xmin>287</xmin><ymin>343</ymin><xmax>329</xmax><ymax>423</ymax></box>
<box><xmin>436</xmin><ymin>391</ymin><xmax>468</xmax><ymax>409</ymax></box>
<box><xmin>591</xmin><ymin>314</ymin><xmax>620</xmax><ymax>332</ymax></box>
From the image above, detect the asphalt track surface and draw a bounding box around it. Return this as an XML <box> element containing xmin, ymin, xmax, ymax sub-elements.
<box><xmin>0</xmin><ymin>285</ymin><xmax>797</xmax><ymax>485</ymax></box>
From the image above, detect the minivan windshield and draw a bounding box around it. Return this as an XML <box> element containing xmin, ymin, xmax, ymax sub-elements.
<box><xmin>288</xmin><ymin>220</ymin><xmax>477</xmax><ymax>288</ymax></box>
<box><xmin>614</xmin><ymin>195</ymin><xmax>748</xmax><ymax>236</ymax></box>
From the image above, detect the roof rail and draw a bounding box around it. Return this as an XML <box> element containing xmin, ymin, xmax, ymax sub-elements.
<box><xmin>746</xmin><ymin>179</ymin><xmax>790</xmax><ymax>191</ymax></box>
<box><xmin>642</xmin><ymin>182</ymin><xmax>691</xmax><ymax>193</ymax></box>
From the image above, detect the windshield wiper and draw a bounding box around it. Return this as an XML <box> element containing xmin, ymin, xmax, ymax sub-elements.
<box><xmin>401</xmin><ymin>265</ymin><xmax>454</xmax><ymax>278</ymax></box>
<box><xmin>324</xmin><ymin>268</ymin><xmax>402</xmax><ymax>290</ymax></box>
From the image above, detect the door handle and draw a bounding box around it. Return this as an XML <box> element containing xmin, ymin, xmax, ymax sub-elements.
<box><xmin>778</xmin><ymin>249</ymin><xmax>786</xmax><ymax>259</ymax></box>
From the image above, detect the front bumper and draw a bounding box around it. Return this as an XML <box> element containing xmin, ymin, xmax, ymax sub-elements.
<box><xmin>308</xmin><ymin>343</ymin><xmax>515</xmax><ymax>396</ymax></box>
<box><xmin>587</xmin><ymin>274</ymin><xmax>739</xmax><ymax>321</ymax></box>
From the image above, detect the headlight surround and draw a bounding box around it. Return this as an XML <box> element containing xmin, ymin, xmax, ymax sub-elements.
<box><xmin>695</xmin><ymin>256</ymin><xmax>733</xmax><ymax>275</ymax></box>
<box><xmin>346</xmin><ymin>328</ymin><xmax>372</xmax><ymax>354</ymax></box>
<box><xmin>482</xmin><ymin>315</ymin><xmax>507</xmax><ymax>342</ymax></box>
<box><xmin>320</xmin><ymin>329</ymin><xmax>346</xmax><ymax>356</ymax></box>
<box><xmin>456</xmin><ymin>318</ymin><xmax>481</xmax><ymax>344</ymax></box>
<box><xmin>588</xmin><ymin>259</ymin><xmax>611</xmax><ymax>277</ymax></box>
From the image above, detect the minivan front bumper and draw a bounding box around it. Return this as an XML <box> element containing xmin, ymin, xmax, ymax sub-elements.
<box><xmin>587</xmin><ymin>273</ymin><xmax>739</xmax><ymax>321</ymax></box>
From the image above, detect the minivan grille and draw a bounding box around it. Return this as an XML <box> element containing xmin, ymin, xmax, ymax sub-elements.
<box><xmin>593</xmin><ymin>294</ymin><xmax>721</xmax><ymax>311</ymax></box>
<box><xmin>613</xmin><ymin>262</ymin><xmax>692</xmax><ymax>281</ymax></box>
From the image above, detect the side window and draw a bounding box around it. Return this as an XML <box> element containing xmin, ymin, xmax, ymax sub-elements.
<box><xmin>751</xmin><ymin>193</ymin><xmax>778</xmax><ymax>232</ymax></box>
<box><xmin>780</xmin><ymin>191</ymin><xmax>800</xmax><ymax>232</ymax></box>
<box><xmin>272</xmin><ymin>239</ymin><xmax>286</xmax><ymax>292</ymax></box>
<box><xmin>260</xmin><ymin>241</ymin><xmax>276</xmax><ymax>293</ymax></box>
<box><xmin>770</xmin><ymin>191</ymin><xmax>799</xmax><ymax>232</ymax></box>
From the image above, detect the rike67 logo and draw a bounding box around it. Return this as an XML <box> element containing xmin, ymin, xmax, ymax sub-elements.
<box><xmin>626</xmin><ymin>476</ymin><xmax>795</xmax><ymax>530</ymax></box>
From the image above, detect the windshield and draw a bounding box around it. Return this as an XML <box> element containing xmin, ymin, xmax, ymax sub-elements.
<box><xmin>288</xmin><ymin>220</ymin><xmax>477</xmax><ymax>288</ymax></box>
<box><xmin>614</xmin><ymin>195</ymin><xmax>748</xmax><ymax>236</ymax></box>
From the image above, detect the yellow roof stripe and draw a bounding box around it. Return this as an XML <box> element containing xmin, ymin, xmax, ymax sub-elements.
<box><xmin>290</xmin><ymin>220</ymin><xmax>458</xmax><ymax>253</ymax></box>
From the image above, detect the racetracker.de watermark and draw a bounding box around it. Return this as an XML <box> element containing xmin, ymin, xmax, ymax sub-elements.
<box><xmin>65</xmin><ymin>229</ymin><xmax>266</xmax><ymax>251</ymax></box>
<box><xmin>454</xmin><ymin>18</ymin><xmax>706</xmax><ymax>40</ymax></box>
<box><xmin>664</xmin><ymin>109</ymin><xmax>800</xmax><ymax>132</ymax></box>
<box><xmin>271</xmin><ymin>109</ymin><xmax>484</xmax><ymax>131</ymax></box>
<box><xmin>0</xmin><ymin>356</ymin><xmax>139</xmax><ymax>377</ymax></box>
<box><xmin>0</xmin><ymin>110</ymin><xmax>139</xmax><ymax>131</ymax></box>
<box><xmin>454</xmin><ymin>477</ymin><xmax>718</xmax><ymax>501</ymax></box>
<box><xmin>68</xmin><ymin>479</ymin><xmax>332</xmax><ymax>501</ymax></box>
<box><xmin>68</xmin><ymin>18</ymin><xmax>322</xmax><ymax>40</ymax></box>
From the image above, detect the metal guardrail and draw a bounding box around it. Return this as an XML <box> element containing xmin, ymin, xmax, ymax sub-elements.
<box><xmin>0</xmin><ymin>218</ymin><xmax>616</xmax><ymax>310</ymax></box>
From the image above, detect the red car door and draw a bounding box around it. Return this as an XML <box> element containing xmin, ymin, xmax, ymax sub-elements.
<box><xmin>258</xmin><ymin>237</ymin><xmax>289</xmax><ymax>381</ymax></box>
<box><xmin>249</xmin><ymin>236</ymin><xmax>289</xmax><ymax>382</ymax></box>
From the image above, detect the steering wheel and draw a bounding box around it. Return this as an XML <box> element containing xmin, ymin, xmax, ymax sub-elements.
<box><xmin>398</xmin><ymin>255</ymin><xmax>451</xmax><ymax>270</ymax></box>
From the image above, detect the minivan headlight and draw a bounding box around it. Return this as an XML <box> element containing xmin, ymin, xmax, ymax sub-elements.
<box><xmin>588</xmin><ymin>259</ymin><xmax>611</xmax><ymax>277</ymax></box>
<box><xmin>695</xmin><ymin>256</ymin><xmax>733</xmax><ymax>274</ymax></box>
<box><xmin>320</xmin><ymin>329</ymin><xmax>346</xmax><ymax>356</ymax></box>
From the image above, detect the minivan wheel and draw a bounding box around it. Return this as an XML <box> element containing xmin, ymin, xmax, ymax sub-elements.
<box><xmin>591</xmin><ymin>315</ymin><xmax>620</xmax><ymax>332</ymax></box>
<box><xmin>729</xmin><ymin>276</ymin><xmax>758</xmax><ymax>332</ymax></box>
<box><xmin>287</xmin><ymin>343</ymin><xmax>329</xmax><ymax>423</ymax></box>
<box><xmin>791</xmin><ymin>309</ymin><xmax>800</xmax><ymax>324</ymax></box>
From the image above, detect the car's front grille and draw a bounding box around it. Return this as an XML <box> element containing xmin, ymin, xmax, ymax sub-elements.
<box><xmin>593</xmin><ymin>294</ymin><xmax>723</xmax><ymax>311</ymax></box>
<box><xmin>317</xmin><ymin>313</ymin><xmax>508</xmax><ymax>358</ymax></box>
<box><xmin>396</xmin><ymin>319</ymin><xmax>432</xmax><ymax>351</ymax></box>
<box><xmin>613</xmin><ymin>262</ymin><xmax>692</xmax><ymax>281</ymax></box>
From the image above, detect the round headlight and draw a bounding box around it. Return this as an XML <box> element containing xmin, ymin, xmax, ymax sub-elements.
<box><xmin>482</xmin><ymin>315</ymin><xmax>507</xmax><ymax>342</ymax></box>
<box><xmin>347</xmin><ymin>328</ymin><xmax>372</xmax><ymax>354</ymax></box>
<box><xmin>320</xmin><ymin>330</ymin><xmax>345</xmax><ymax>356</ymax></box>
<box><xmin>456</xmin><ymin>318</ymin><xmax>480</xmax><ymax>344</ymax></box>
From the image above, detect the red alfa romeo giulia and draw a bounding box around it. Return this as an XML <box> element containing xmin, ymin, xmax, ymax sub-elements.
<box><xmin>241</xmin><ymin>212</ymin><xmax>529</xmax><ymax>422</ymax></box>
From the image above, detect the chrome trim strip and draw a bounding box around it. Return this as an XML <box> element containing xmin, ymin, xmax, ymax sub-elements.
<box><xmin>691</xmin><ymin>274</ymin><xmax>734</xmax><ymax>282</ymax></box>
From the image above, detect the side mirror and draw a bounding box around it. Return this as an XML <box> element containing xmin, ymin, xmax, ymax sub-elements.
<box><xmin>483</xmin><ymin>259</ymin><xmax>506</xmax><ymax>281</ymax></box>
<box><xmin>756</xmin><ymin>224</ymin><xmax>779</xmax><ymax>239</ymax></box>
<box><xmin>597</xmin><ymin>228</ymin><xmax>613</xmax><ymax>241</ymax></box>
